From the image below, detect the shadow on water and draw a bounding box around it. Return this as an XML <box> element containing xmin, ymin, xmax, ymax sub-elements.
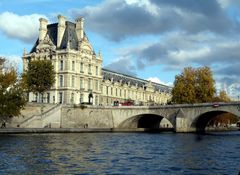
<box><xmin>204</xmin><ymin>131</ymin><xmax>240</xmax><ymax>136</ymax></box>
<box><xmin>194</xmin><ymin>130</ymin><xmax>240</xmax><ymax>142</ymax></box>
<box><xmin>143</xmin><ymin>128</ymin><xmax>174</xmax><ymax>133</ymax></box>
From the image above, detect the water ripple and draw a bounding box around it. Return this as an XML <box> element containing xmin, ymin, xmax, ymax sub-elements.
<box><xmin>0</xmin><ymin>132</ymin><xmax>239</xmax><ymax>174</ymax></box>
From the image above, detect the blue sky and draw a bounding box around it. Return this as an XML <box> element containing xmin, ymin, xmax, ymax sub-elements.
<box><xmin>0</xmin><ymin>0</ymin><xmax>240</xmax><ymax>98</ymax></box>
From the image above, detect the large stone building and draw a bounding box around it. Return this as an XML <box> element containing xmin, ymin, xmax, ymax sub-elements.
<box><xmin>23</xmin><ymin>15</ymin><xmax>172</xmax><ymax>106</ymax></box>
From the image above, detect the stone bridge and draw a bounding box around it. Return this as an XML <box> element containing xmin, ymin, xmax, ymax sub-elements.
<box><xmin>16</xmin><ymin>102</ymin><xmax>240</xmax><ymax>132</ymax></box>
<box><xmin>110</xmin><ymin>102</ymin><xmax>240</xmax><ymax>132</ymax></box>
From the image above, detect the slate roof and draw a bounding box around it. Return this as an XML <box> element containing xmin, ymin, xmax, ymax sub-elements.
<box><xmin>102</xmin><ymin>68</ymin><xmax>172</xmax><ymax>93</ymax></box>
<box><xmin>30</xmin><ymin>21</ymin><xmax>80</xmax><ymax>53</ymax></box>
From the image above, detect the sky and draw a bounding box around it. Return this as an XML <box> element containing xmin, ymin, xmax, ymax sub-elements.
<box><xmin>0</xmin><ymin>0</ymin><xmax>240</xmax><ymax>99</ymax></box>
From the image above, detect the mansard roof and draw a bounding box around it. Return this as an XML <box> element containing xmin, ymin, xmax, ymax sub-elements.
<box><xmin>102</xmin><ymin>68</ymin><xmax>172</xmax><ymax>93</ymax></box>
<box><xmin>30</xmin><ymin>21</ymin><xmax>84</xmax><ymax>53</ymax></box>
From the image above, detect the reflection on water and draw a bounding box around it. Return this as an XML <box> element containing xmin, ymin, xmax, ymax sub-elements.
<box><xmin>0</xmin><ymin>132</ymin><xmax>239</xmax><ymax>174</ymax></box>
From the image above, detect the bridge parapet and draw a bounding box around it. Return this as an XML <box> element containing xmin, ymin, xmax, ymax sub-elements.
<box><xmin>14</xmin><ymin>102</ymin><xmax>240</xmax><ymax>132</ymax></box>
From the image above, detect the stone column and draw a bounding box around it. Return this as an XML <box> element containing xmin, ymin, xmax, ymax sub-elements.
<box><xmin>175</xmin><ymin>108</ymin><xmax>188</xmax><ymax>132</ymax></box>
<box><xmin>57</xmin><ymin>15</ymin><xmax>66</xmax><ymax>48</ymax></box>
<box><xmin>39</xmin><ymin>18</ymin><xmax>48</xmax><ymax>41</ymax></box>
<box><xmin>76</xmin><ymin>17</ymin><xmax>84</xmax><ymax>41</ymax></box>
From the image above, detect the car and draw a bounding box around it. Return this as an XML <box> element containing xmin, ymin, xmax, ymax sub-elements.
<box><xmin>212</xmin><ymin>102</ymin><xmax>220</xmax><ymax>108</ymax></box>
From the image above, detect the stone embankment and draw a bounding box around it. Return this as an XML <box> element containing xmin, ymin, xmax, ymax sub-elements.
<box><xmin>0</xmin><ymin>128</ymin><xmax>174</xmax><ymax>134</ymax></box>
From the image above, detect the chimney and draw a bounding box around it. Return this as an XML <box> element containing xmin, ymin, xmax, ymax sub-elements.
<box><xmin>57</xmin><ymin>15</ymin><xmax>66</xmax><ymax>48</ymax></box>
<box><xmin>39</xmin><ymin>18</ymin><xmax>48</xmax><ymax>41</ymax></box>
<box><xmin>76</xmin><ymin>17</ymin><xmax>84</xmax><ymax>41</ymax></box>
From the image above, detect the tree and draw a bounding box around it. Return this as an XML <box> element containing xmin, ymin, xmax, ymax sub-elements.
<box><xmin>195</xmin><ymin>67</ymin><xmax>216</xmax><ymax>103</ymax></box>
<box><xmin>208</xmin><ymin>113</ymin><xmax>238</xmax><ymax>127</ymax></box>
<box><xmin>0</xmin><ymin>58</ymin><xmax>26</xmax><ymax>123</ymax></box>
<box><xmin>212</xmin><ymin>90</ymin><xmax>231</xmax><ymax>102</ymax></box>
<box><xmin>219</xmin><ymin>90</ymin><xmax>231</xmax><ymax>102</ymax></box>
<box><xmin>171</xmin><ymin>66</ymin><xmax>216</xmax><ymax>104</ymax></box>
<box><xmin>23</xmin><ymin>60</ymin><xmax>55</xmax><ymax>102</ymax></box>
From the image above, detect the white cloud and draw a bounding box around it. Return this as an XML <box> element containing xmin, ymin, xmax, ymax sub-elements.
<box><xmin>147</xmin><ymin>77</ymin><xmax>172</xmax><ymax>86</ymax></box>
<box><xmin>216</xmin><ymin>0</ymin><xmax>240</xmax><ymax>8</ymax></box>
<box><xmin>0</xmin><ymin>12</ymin><xmax>47</xmax><ymax>43</ymax></box>
<box><xmin>168</xmin><ymin>47</ymin><xmax>211</xmax><ymax>62</ymax></box>
<box><xmin>125</xmin><ymin>0</ymin><xmax>159</xmax><ymax>16</ymax></box>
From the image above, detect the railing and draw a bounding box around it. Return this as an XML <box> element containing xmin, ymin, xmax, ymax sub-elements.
<box><xmin>19</xmin><ymin>104</ymin><xmax>62</xmax><ymax>128</ymax></box>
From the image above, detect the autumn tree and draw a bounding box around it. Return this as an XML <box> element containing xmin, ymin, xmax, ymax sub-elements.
<box><xmin>213</xmin><ymin>90</ymin><xmax>231</xmax><ymax>102</ymax></box>
<box><xmin>23</xmin><ymin>60</ymin><xmax>55</xmax><ymax>102</ymax></box>
<box><xmin>0</xmin><ymin>58</ymin><xmax>26</xmax><ymax>123</ymax></box>
<box><xmin>171</xmin><ymin>66</ymin><xmax>216</xmax><ymax>104</ymax></box>
<box><xmin>208</xmin><ymin>113</ymin><xmax>238</xmax><ymax>127</ymax></box>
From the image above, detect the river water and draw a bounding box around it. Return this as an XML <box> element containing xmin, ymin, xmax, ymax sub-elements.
<box><xmin>0</xmin><ymin>132</ymin><xmax>239</xmax><ymax>175</ymax></box>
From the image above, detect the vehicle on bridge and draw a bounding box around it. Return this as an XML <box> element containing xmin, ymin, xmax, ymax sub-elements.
<box><xmin>120</xmin><ymin>100</ymin><xmax>134</xmax><ymax>106</ymax></box>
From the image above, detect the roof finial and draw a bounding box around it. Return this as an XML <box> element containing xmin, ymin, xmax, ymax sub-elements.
<box><xmin>98</xmin><ymin>50</ymin><xmax>102</xmax><ymax>57</ymax></box>
<box><xmin>23</xmin><ymin>48</ymin><xmax>27</xmax><ymax>56</ymax></box>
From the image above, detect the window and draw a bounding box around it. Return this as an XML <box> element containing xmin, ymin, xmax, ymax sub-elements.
<box><xmin>71</xmin><ymin>93</ymin><xmax>74</xmax><ymax>103</ymax></box>
<box><xmin>115</xmin><ymin>88</ymin><xmax>118</xmax><ymax>96</ymax></box>
<box><xmin>95</xmin><ymin>80</ymin><xmax>98</xmax><ymax>91</ymax></box>
<box><xmin>88</xmin><ymin>64</ymin><xmax>91</xmax><ymax>74</ymax></box>
<box><xmin>59</xmin><ymin>92</ymin><xmax>63</xmax><ymax>103</ymax></box>
<box><xmin>72</xmin><ymin>61</ymin><xmax>75</xmax><ymax>71</ymax></box>
<box><xmin>80</xmin><ymin>62</ymin><xmax>84</xmax><ymax>73</ymax></box>
<box><xmin>60</xmin><ymin>60</ymin><xmax>63</xmax><ymax>70</ymax></box>
<box><xmin>35</xmin><ymin>93</ymin><xmax>38</xmax><ymax>102</ymax></box>
<box><xmin>80</xmin><ymin>78</ymin><xmax>83</xmax><ymax>89</ymax></box>
<box><xmin>80</xmin><ymin>94</ymin><xmax>84</xmax><ymax>103</ymax></box>
<box><xmin>47</xmin><ymin>93</ymin><xmax>50</xmax><ymax>103</ymax></box>
<box><xmin>72</xmin><ymin>75</ymin><xmax>75</xmax><ymax>87</ymax></box>
<box><xmin>88</xmin><ymin>78</ymin><xmax>92</xmax><ymax>90</ymax></box>
<box><xmin>96</xmin><ymin>66</ymin><xmax>98</xmax><ymax>76</ymax></box>
<box><xmin>59</xmin><ymin>75</ymin><xmax>63</xmax><ymax>87</ymax></box>
<box><xmin>95</xmin><ymin>95</ymin><xmax>98</xmax><ymax>105</ymax></box>
<box><xmin>120</xmin><ymin>89</ymin><xmax>122</xmax><ymax>97</ymax></box>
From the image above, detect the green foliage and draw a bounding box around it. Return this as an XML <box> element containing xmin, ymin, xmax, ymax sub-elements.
<box><xmin>0</xmin><ymin>59</ymin><xmax>26</xmax><ymax>121</ymax></box>
<box><xmin>172</xmin><ymin>66</ymin><xmax>216</xmax><ymax>104</ymax></box>
<box><xmin>24</xmin><ymin>60</ymin><xmax>55</xmax><ymax>94</ymax></box>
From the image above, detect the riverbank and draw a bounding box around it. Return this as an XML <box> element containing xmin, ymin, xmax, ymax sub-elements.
<box><xmin>0</xmin><ymin>128</ymin><xmax>175</xmax><ymax>134</ymax></box>
<box><xmin>205</xmin><ymin>126</ymin><xmax>240</xmax><ymax>132</ymax></box>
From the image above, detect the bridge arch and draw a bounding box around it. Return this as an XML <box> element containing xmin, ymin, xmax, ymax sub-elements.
<box><xmin>191</xmin><ymin>109</ymin><xmax>240</xmax><ymax>132</ymax></box>
<box><xmin>118</xmin><ymin>113</ymin><xmax>173</xmax><ymax>130</ymax></box>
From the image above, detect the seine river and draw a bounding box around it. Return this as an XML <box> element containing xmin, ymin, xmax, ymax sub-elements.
<box><xmin>0</xmin><ymin>132</ymin><xmax>239</xmax><ymax>175</ymax></box>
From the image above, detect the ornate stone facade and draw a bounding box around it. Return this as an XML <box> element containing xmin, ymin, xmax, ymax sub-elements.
<box><xmin>23</xmin><ymin>15</ymin><xmax>171</xmax><ymax>106</ymax></box>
